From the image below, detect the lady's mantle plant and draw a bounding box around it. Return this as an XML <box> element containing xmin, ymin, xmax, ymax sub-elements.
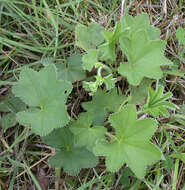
<box><xmin>12</xmin><ymin>13</ymin><xmax>176</xmax><ymax>179</ymax></box>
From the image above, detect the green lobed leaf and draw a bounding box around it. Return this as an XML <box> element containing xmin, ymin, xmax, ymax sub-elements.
<box><xmin>56</xmin><ymin>53</ymin><xmax>85</xmax><ymax>82</ymax></box>
<box><xmin>118</xmin><ymin>30</ymin><xmax>172</xmax><ymax>85</ymax></box>
<box><xmin>12</xmin><ymin>65</ymin><xmax>72</xmax><ymax>136</ymax></box>
<box><xmin>99</xmin><ymin>22</ymin><xmax>122</xmax><ymax>61</ymax></box>
<box><xmin>69</xmin><ymin>112</ymin><xmax>106</xmax><ymax>151</ymax></box>
<box><xmin>82</xmin><ymin>88</ymin><xmax>126</xmax><ymax>125</ymax></box>
<box><xmin>129</xmin><ymin>78</ymin><xmax>152</xmax><ymax>105</ymax></box>
<box><xmin>93</xmin><ymin>104</ymin><xmax>162</xmax><ymax>179</ymax></box>
<box><xmin>0</xmin><ymin>94</ymin><xmax>27</xmax><ymax>131</ymax></box>
<box><xmin>163</xmin><ymin>69</ymin><xmax>185</xmax><ymax>77</ymax></box>
<box><xmin>98</xmin><ymin>43</ymin><xmax>115</xmax><ymax>62</ymax></box>
<box><xmin>120</xmin><ymin>167</ymin><xmax>134</xmax><ymax>187</ymax></box>
<box><xmin>0</xmin><ymin>94</ymin><xmax>26</xmax><ymax>113</ymax></box>
<box><xmin>121</xmin><ymin>13</ymin><xmax>160</xmax><ymax>40</ymax></box>
<box><xmin>42</xmin><ymin>127</ymin><xmax>73</xmax><ymax>149</ymax></box>
<box><xmin>0</xmin><ymin>80</ymin><xmax>16</xmax><ymax>87</ymax></box>
<box><xmin>43</xmin><ymin>128</ymin><xmax>98</xmax><ymax>175</ymax></box>
<box><xmin>76</xmin><ymin>23</ymin><xmax>104</xmax><ymax>51</ymax></box>
<box><xmin>142</xmin><ymin>85</ymin><xmax>176</xmax><ymax>117</ymax></box>
<box><xmin>0</xmin><ymin>113</ymin><xmax>16</xmax><ymax>131</ymax></box>
<box><xmin>82</xmin><ymin>49</ymin><xmax>98</xmax><ymax>71</ymax></box>
<box><xmin>50</xmin><ymin>148</ymin><xmax>98</xmax><ymax>176</ymax></box>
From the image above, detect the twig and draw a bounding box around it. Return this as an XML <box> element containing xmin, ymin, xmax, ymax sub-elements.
<box><xmin>142</xmin><ymin>4</ymin><xmax>162</xmax><ymax>8</ymax></box>
<box><xmin>121</xmin><ymin>0</ymin><xmax>125</xmax><ymax>17</ymax></box>
<box><xmin>16</xmin><ymin>151</ymin><xmax>54</xmax><ymax>179</ymax></box>
<box><xmin>162</xmin><ymin>0</ymin><xmax>167</xmax><ymax>17</ymax></box>
<box><xmin>0</xmin><ymin>133</ymin><xmax>13</xmax><ymax>153</ymax></box>
<box><xmin>1</xmin><ymin>48</ymin><xmax>18</xmax><ymax>66</ymax></box>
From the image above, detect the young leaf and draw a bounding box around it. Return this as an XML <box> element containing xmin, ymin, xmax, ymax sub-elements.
<box><xmin>142</xmin><ymin>85</ymin><xmax>176</xmax><ymax>117</ymax></box>
<box><xmin>12</xmin><ymin>65</ymin><xmax>72</xmax><ymax>136</ymax></box>
<box><xmin>93</xmin><ymin>104</ymin><xmax>162</xmax><ymax>179</ymax></box>
<box><xmin>83</xmin><ymin>75</ymin><xmax>104</xmax><ymax>96</ymax></box>
<box><xmin>118</xmin><ymin>30</ymin><xmax>172</xmax><ymax>85</ymax></box>
<box><xmin>103</xmin><ymin>74</ymin><xmax>117</xmax><ymax>90</ymax></box>
<box><xmin>99</xmin><ymin>22</ymin><xmax>122</xmax><ymax>61</ymax></box>
<box><xmin>56</xmin><ymin>53</ymin><xmax>85</xmax><ymax>82</ymax></box>
<box><xmin>69</xmin><ymin>112</ymin><xmax>106</xmax><ymax>151</ymax></box>
<box><xmin>43</xmin><ymin>128</ymin><xmax>98</xmax><ymax>175</ymax></box>
<box><xmin>76</xmin><ymin>23</ymin><xmax>104</xmax><ymax>51</ymax></box>
<box><xmin>82</xmin><ymin>49</ymin><xmax>98</xmax><ymax>71</ymax></box>
<box><xmin>82</xmin><ymin>88</ymin><xmax>125</xmax><ymax>125</ymax></box>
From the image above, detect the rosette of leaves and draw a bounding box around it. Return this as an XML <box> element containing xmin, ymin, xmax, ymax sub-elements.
<box><xmin>12</xmin><ymin>65</ymin><xmax>72</xmax><ymax>136</ymax></box>
<box><xmin>42</xmin><ymin>128</ymin><xmax>98</xmax><ymax>175</ymax></box>
<box><xmin>93</xmin><ymin>104</ymin><xmax>162</xmax><ymax>179</ymax></box>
